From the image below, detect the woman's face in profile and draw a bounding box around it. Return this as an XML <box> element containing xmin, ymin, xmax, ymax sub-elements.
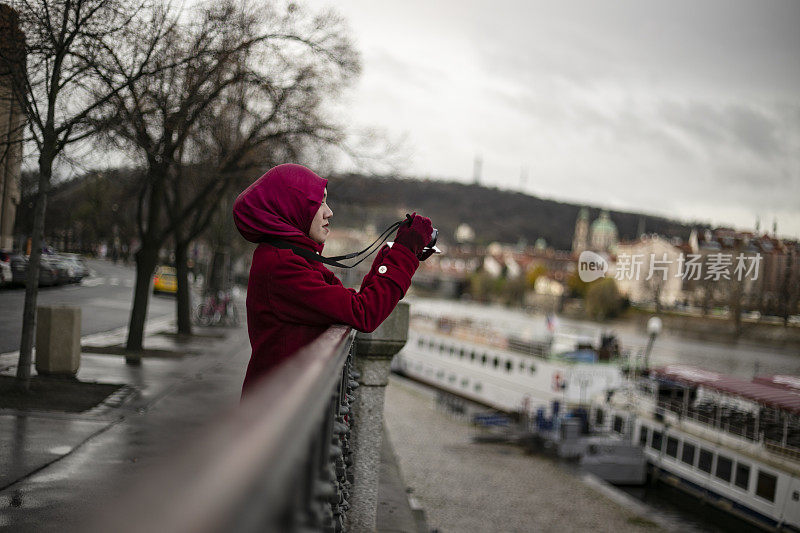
<box><xmin>309</xmin><ymin>188</ymin><xmax>333</xmax><ymax>244</ymax></box>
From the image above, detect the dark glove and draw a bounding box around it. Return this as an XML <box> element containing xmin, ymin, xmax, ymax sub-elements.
<box><xmin>395</xmin><ymin>213</ymin><xmax>433</xmax><ymax>257</ymax></box>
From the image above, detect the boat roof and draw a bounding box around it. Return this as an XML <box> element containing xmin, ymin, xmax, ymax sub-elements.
<box><xmin>753</xmin><ymin>375</ymin><xmax>800</xmax><ymax>392</ymax></box>
<box><xmin>652</xmin><ymin>365</ymin><xmax>800</xmax><ymax>415</ymax></box>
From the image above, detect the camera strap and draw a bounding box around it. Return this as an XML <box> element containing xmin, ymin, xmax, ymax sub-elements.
<box><xmin>260</xmin><ymin>218</ymin><xmax>407</xmax><ymax>269</ymax></box>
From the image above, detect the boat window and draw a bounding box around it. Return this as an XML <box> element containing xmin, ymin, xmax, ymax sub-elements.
<box><xmin>681</xmin><ymin>442</ymin><xmax>696</xmax><ymax>466</ymax></box>
<box><xmin>428</xmin><ymin>340</ymin><xmax>434</xmax><ymax>349</ymax></box>
<box><xmin>638</xmin><ymin>426</ymin><xmax>648</xmax><ymax>447</ymax></box>
<box><xmin>613</xmin><ymin>416</ymin><xmax>624</xmax><ymax>434</ymax></box>
<box><xmin>439</xmin><ymin>344</ymin><xmax>444</xmax><ymax>353</ymax></box>
<box><xmin>698</xmin><ymin>449</ymin><xmax>713</xmax><ymax>473</ymax></box>
<box><xmin>461</xmin><ymin>378</ymin><xmax>469</xmax><ymax>388</ymax></box>
<box><xmin>493</xmin><ymin>357</ymin><xmax>499</xmax><ymax>368</ymax></box>
<box><xmin>715</xmin><ymin>456</ymin><xmax>733</xmax><ymax>482</ymax></box>
<box><xmin>474</xmin><ymin>382</ymin><xmax>482</xmax><ymax>393</ymax></box>
<box><xmin>519</xmin><ymin>361</ymin><xmax>525</xmax><ymax>371</ymax></box>
<box><xmin>470</xmin><ymin>351</ymin><xmax>476</xmax><ymax>361</ymax></box>
<box><xmin>529</xmin><ymin>365</ymin><xmax>536</xmax><ymax>374</ymax></box>
<box><xmin>735</xmin><ymin>463</ymin><xmax>750</xmax><ymax>490</ymax></box>
<box><xmin>756</xmin><ymin>471</ymin><xmax>777</xmax><ymax>502</ymax></box>
<box><xmin>436</xmin><ymin>370</ymin><xmax>445</xmax><ymax>379</ymax></box>
<box><xmin>666</xmin><ymin>437</ymin><xmax>679</xmax><ymax>458</ymax></box>
<box><xmin>481</xmin><ymin>354</ymin><xmax>487</xmax><ymax>365</ymax></box>
<box><xmin>596</xmin><ymin>409</ymin><xmax>605</xmax><ymax>427</ymax></box>
<box><xmin>418</xmin><ymin>338</ymin><xmax>424</xmax><ymax>348</ymax></box>
<box><xmin>449</xmin><ymin>346</ymin><xmax>455</xmax><ymax>356</ymax></box>
<box><xmin>651</xmin><ymin>430</ymin><xmax>663</xmax><ymax>451</ymax></box>
<box><xmin>448</xmin><ymin>374</ymin><xmax>456</xmax><ymax>383</ymax></box>
<box><xmin>460</xmin><ymin>348</ymin><xmax>465</xmax><ymax>358</ymax></box>
<box><xmin>505</xmin><ymin>360</ymin><xmax>512</xmax><ymax>372</ymax></box>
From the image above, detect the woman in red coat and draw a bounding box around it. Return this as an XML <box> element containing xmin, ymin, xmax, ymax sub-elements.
<box><xmin>233</xmin><ymin>164</ymin><xmax>433</xmax><ymax>394</ymax></box>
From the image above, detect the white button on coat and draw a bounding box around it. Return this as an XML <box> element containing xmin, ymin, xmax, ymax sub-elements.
<box><xmin>378</xmin><ymin>265</ymin><xmax>388</xmax><ymax>274</ymax></box>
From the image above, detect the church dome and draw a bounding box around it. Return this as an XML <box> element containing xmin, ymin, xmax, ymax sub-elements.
<box><xmin>590</xmin><ymin>210</ymin><xmax>618</xmax><ymax>251</ymax></box>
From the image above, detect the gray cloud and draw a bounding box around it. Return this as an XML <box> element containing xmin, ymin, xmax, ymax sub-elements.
<box><xmin>305</xmin><ymin>0</ymin><xmax>800</xmax><ymax>236</ymax></box>
<box><xmin>365</xmin><ymin>50</ymin><xmax>443</xmax><ymax>94</ymax></box>
<box><xmin>657</xmin><ymin>102</ymin><xmax>786</xmax><ymax>158</ymax></box>
<box><xmin>473</xmin><ymin>0</ymin><xmax>800</xmax><ymax>99</ymax></box>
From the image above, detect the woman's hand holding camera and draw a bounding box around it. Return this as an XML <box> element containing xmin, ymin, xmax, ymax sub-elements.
<box><xmin>395</xmin><ymin>212</ymin><xmax>434</xmax><ymax>259</ymax></box>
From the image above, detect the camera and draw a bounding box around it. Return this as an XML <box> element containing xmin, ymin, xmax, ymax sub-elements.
<box><xmin>418</xmin><ymin>228</ymin><xmax>439</xmax><ymax>260</ymax></box>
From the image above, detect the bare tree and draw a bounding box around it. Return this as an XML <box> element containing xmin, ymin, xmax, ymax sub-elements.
<box><xmin>644</xmin><ymin>274</ymin><xmax>664</xmax><ymax>313</ymax></box>
<box><xmin>90</xmin><ymin>3</ymin><xmax>251</xmax><ymax>356</ymax></box>
<box><xmin>169</xmin><ymin>22</ymin><xmax>359</xmax><ymax>333</ymax></box>
<box><xmin>94</xmin><ymin>1</ymin><xmax>359</xmax><ymax>353</ymax></box>
<box><xmin>0</xmin><ymin>0</ymin><xmax>168</xmax><ymax>388</ymax></box>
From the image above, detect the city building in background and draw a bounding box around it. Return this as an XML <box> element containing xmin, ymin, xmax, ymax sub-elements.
<box><xmin>589</xmin><ymin>210</ymin><xmax>619</xmax><ymax>253</ymax></box>
<box><xmin>0</xmin><ymin>5</ymin><xmax>24</xmax><ymax>251</ymax></box>
<box><xmin>614</xmin><ymin>234</ymin><xmax>684</xmax><ymax>307</ymax></box>
<box><xmin>572</xmin><ymin>208</ymin><xmax>619</xmax><ymax>255</ymax></box>
<box><xmin>571</xmin><ymin>207</ymin><xmax>590</xmax><ymax>254</ymax></box>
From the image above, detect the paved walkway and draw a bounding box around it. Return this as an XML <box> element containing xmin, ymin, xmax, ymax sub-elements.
<box><xmin>0</xmin><ymin>320</ymin><xmax>251</xmax><ymax>532</ymax></box>
<box><xmin>383</xmin><ymin>376</ymin><xmax>663</xmax><ymax>533</ymax></box>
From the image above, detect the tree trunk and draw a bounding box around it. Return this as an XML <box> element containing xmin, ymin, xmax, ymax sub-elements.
<box><xmin>702</xmin><ymin>283</ymin><xmax>712</xmax><ymax>316</ymax></box>
<box><xmin>175</xmin><ymin>240</ymin><xmax>192</xmax><ymax>335</ymax></box>
<box><xmin>732</xmin><ymin>283</ymin><xmax>743</xmax><ymax>336</ymax></box>
<box><xmin>125</xmin><ymin>244</ymin><xmax>159</xmax><ymax>360</ymax></box>
<box><xmin>654</xmin><ymin>284</ymin><xmax>662</xmax><ymax>313</ymax></box>
<box><xmin>16</xmin><ymin>151</ymin><xmax>54</xmax><ymax>389</ymax></box>
<box><xmin>781</xmin><ymin>253</ymin><xmax>793</xmax><ymax>327</ymax></box>
<box><xmin>126</xmin><ymin>164</ymin><xmax>167</xmax><ymax>358</ymax></box>
<box><xmin>207</xmin><ymin>249</ymin><xmax>229</xmax><ymax>296</ymax></box>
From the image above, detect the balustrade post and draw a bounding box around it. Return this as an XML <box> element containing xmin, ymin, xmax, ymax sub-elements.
<box><xmin>347</xmin><ymin>302</ymin><xmax>409</xmax><ymax>531</ymax></box>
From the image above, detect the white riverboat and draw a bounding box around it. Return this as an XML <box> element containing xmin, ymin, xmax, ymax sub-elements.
<box><xmin>392</xmin><ymin>313</ymin><xmax>625</xmax><ymax>413</ymax></box>
<box><xmin>597</xmin><ymin>365</ymin><xmax>800</xmax><ymax>531</ymax></box>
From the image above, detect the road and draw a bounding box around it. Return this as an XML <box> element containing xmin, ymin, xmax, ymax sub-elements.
<box><xmin>0</xmin><ymin>259</ymin><xmax>176</xmax><ymax>354</ymax></box>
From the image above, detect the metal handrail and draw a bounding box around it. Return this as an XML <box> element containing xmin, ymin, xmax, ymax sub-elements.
<box><xmin>657</xmin><ymin>399</ymin><xmax>800</xmax><ymax>460</ymax></box>
<box><xmin>91</xmin><ymin>325</ymin><xmax>357</xmax><ymax>533</ymax></box>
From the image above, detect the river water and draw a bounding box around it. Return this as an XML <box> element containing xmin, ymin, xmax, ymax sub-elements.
<box><xmin>408</xmin><ymin>296</ymin><xmax>800</xmax><ymax>377</ymax></box>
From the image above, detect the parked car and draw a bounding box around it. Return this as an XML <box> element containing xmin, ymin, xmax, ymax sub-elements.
<box><xmin>153</xmin><ymin>265</ymin><xmax>177</xmax><ymax>294</ymax></box>
<box><xmin>9</xmin><ymin>252</ymin><xmax>28</xmax><ymax>285</ymax></box>
<box><xmin>38</xmin><ymin>256</ymin><xmax>60</xmax><ymax>286</ymax></box>
<box><xmin>60</xmin><ymin>253</ymin><xmax>89</xmax><ymax>282</ymax></box>
<box><xmin>0</xmin><ymin>250</ymin><xmax>11</xmax><ymax>286</ymax></box>
<box><xmin>51</xmin><ymin>253</ymin><xmax>87</xmax><ymax>283</ymax></box>
<box><xmin>46</xmin><ymin>255</ymin><xmax>73</xmax><ymax>285</ymax></box>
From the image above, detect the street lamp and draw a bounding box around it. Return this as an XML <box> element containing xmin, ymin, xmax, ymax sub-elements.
<box><xmin>643</xmin><ymin>316</ymin><xmax>663</xmax><ymax>371</ymax></box>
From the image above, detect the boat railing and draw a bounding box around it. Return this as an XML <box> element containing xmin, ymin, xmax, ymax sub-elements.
<box><xmin>657</xmin><ymin>399</ymin><xmax>800</xmax><ymax>461</ymax></box>
<box><xmin>506</xmin><ymin>336</ymin><xmax>551</xmax><ymax>358</ymax></box>
<box><xmin>764</xmin><ymin>441</ymin><xmax>800</xmax><ymax>461</ymax></box>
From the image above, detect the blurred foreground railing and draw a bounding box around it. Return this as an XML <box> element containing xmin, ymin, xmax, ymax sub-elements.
<box><xmin>94</xmin><ymin>326</ymin><xmax>357</xmax><ymax>533</ymax></box>
<box><xmin>92</xmin><ymin>302</ymin><xmax>410</xmax><ymax>533</ymax></box>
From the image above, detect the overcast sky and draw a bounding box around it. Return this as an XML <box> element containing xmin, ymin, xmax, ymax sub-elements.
<box><xmin>304</xmin><ymin>0</ymin><xmax>800</xmax><ymax>238</ymax></box>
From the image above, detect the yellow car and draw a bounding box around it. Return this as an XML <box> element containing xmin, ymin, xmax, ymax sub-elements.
<box><xmin>152</xmin><ymin>266</ymin><xmax>177</xmax><ymax>294</ymax></box>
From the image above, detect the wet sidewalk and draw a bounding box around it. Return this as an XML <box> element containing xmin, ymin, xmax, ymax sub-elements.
<box><xmin>0</xmin><ymin>319</ymin><xmax>422</xmax><ymax>532</ymax></box>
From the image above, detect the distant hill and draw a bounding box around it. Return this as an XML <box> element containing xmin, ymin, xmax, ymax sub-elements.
<box><xmin>327</xmin><ymin>174</ymin><xmax>707</xmax><ymax>251</ymax></box>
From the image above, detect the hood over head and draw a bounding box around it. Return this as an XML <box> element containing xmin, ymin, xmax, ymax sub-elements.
<box><xmin>233</xmin><ymin>164</ymin><xmax>328</xmax><ymax>252</ymax></box>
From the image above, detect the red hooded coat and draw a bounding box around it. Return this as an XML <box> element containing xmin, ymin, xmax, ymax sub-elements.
<box><xmin>233</xmin><ymin>164</ymin><xmax>419</xmax><ymax>394</ymax></box>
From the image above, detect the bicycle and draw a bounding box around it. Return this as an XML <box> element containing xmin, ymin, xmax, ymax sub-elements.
<box><xmin>193</xmin><ymin>291</ymin><xmax>240</xmax><ymax>327</ymax></box>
